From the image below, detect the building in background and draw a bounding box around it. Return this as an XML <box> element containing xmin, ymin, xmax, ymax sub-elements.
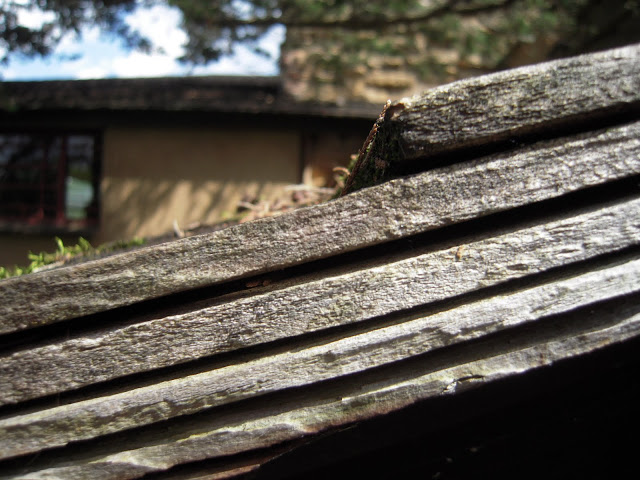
<box><xmin>0</xmin><ymin>76</ymin><xmax>378</xmax><ymax>267</ymax></box>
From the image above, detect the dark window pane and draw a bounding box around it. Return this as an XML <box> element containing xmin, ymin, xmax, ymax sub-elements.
<box><xmin>66</xmin><ymin>135</ymin><xmax>95</xmax><ymax>220</ymax></box>
<box><xmin>0</xmin><ymin>132</ymin><xmax>99</xmax><ymax>228</ymax></box>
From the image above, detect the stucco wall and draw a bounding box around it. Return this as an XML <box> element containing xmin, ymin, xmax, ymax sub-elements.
<box><xmin>0</xmin><ymin>119</ymin><xmax>370</xmax><ymax>268</ymax></box>
<box><xmin>99</xmin><ymin>126</ymin><xmax>301</xmax><ymax>243</ymax></box>
<box><xmin>302</xmin><ymin>130</ymin><xmax>365</xmax><ymax>187</ymax></box>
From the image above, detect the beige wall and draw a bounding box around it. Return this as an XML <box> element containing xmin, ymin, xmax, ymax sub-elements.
<box><xmin>0</xmin><ymin>122</ymin><xmax>365</xmax><ymax>268</ymax></box>
<box><xmin>99</xmin><ymin>126</ymin><xmax>301</xmax><ymax>243</ymax></box>
<box><xmin>302</xmin><ymin>131</ymin><xmax>364</xmax><ymax>187</ymax></box>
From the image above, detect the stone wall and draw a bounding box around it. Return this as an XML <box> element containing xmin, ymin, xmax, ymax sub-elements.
<box><xmin>280</xmin><ymin>25</ymin><xmax>557</xmax><ymax>105</ymax></box>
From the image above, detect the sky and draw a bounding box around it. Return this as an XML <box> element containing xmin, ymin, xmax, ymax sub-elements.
<box><xmin>1</xmin><ymin>3</ymin><xmax>284</xmax><ymax>81</ymax></box>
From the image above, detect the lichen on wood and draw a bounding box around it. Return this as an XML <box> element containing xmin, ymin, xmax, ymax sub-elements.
<box><xmin>2</xmin><ymin>44</ymin><xmax>640</xmax><ymax>480</ymax></box>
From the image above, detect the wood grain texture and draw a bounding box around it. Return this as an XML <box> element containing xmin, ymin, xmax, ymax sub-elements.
<box><xmin>1</xmin><ymin>120</ymin><xmax>639</xmax><ymax>335</ymax></box>
<box><xmin>4</xmin><ymin>299</ymin><xmax>639</xmax><ymax>479</ymax></box>
<box><xmin>2</xmin><ymin>198</ymin><xmax>639</xmax><ymax>458</ymax></box>
<box><xmin>1</xmin><ymin>45</ymin><xmax>640</xmax><ymax>480</ymax></box>
<box><xmin>2</xmin><ymin>192</ymin><xmax>640</xmax><ymax>406</ymax></box>
<box><xmin>384</xmin><ymin>43</ymin><xmax>640</xmax><ymax>160</ymax></box>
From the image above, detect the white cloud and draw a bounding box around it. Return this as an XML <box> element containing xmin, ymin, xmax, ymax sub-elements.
<box><xmin>125</xmin><ymin>4</ymin><xmax>187</xmax><ymax>57</ymax></box>
<box><xmin>111</xmin><ymin>51</ymin><xmax>183</xmax><ymax>77</ymax></box>
<box><xmin>14</xmin><ymin>3</ymin><xmax>56</xmax><ymax>29</ymax></box>
<box><xmin>0</xmin><ymin>2</ymin><xmax>56</xmax><ymax>63</ymax></box>
<box><xmin>56</xmin><ymin>26</ymin><xmax>99</xmax><ymax>54</ymax></box>
<box><xmin>2</xmin><ymin>3</ymin><xmax>284</xmax><ymax>80</ymax></box>
<box><xmin>193</xmin><ymin>25</ymin><xmax>285</xmax><ymax>75</ymax></box>
<box><xmin>74</xmin><ymin>65</ymin><xmax>111</xmax><ymax>80</ymax></box>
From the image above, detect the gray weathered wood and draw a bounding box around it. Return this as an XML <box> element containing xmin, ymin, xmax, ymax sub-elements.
<box><xmin>1</xmin><ymin>45</ymin><xmax>639</xmax><ymax>480</ymax></box>
<box><xmin>2</xmin><ymin>194</ymin><xmax>639</xmax><ymax>406</ymax></box>
<box><xmin>384</xmin><ymin>43</ymin><xmax>640</xmax><ymax>160</ymax></box>
<box><xmin>2</xmin><ymin>198</ymin><xmax>639</xmax><ymax>459</ymax></box>
<box><xmin>1</xmin><ymin>120</ymin><xmax>639</xmax><ymax>335</ymax></box>
<box><xmin>5</xmin><ymin>300</ymin><xmax>639</xmax><ymax>479</ymax></box>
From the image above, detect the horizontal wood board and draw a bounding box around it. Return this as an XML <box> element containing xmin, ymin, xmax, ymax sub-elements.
<box><xmin>384</xmin><ymin>43</ymin><xmax>640</xmax><ymax>160</ymax></box>
<box><xmin>1</xmin><ymin>119</ymin><xmax>639</xmax><ymax>334</ymax></box>
<box><xmin>2</xmin><ymin>194</ymin><xmax>640</xmax><ymax>407</ymax></box>
<box><xmin>1</xmin><ymin>44</ymin><xmax>640</xmax><ymax>480</ymax></box>
<box><xmin>2</xmin><ymin>247</ymin><xmax>640</xmax><ymax>460</ymax></box>
<box><xmin>3</xmin><ymin>293</ymin><xmax>639</xmax><ymax>478</ymax></box>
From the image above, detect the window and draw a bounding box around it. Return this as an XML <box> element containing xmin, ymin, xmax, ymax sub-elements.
<box><xmin>0</xmin><ymin>132</ymin><xmax>100</xmax><ymax>230</ymax></box>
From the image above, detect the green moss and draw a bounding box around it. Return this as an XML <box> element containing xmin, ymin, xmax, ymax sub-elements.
<box><xmin>0</xmin><ymin>236</ymin><xmax>146</xmax><ymax>279</ymax></box>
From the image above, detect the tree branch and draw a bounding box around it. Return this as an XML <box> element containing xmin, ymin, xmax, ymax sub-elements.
<box><xmin>184</xmin><ymin>0</ymin><xmax>520</xmax><ymax>31</ymax></box>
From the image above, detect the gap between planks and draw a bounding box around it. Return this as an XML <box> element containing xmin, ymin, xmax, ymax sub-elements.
<box><xmin>3</xmin><ymin>297</ymin><xmax>640</xmax><ymax>479</ymax></box>
<box><xmin>1</xmin><ymin>194</ymin><xmax>640</xmax><ymax>408</ymax></box>
<box><xmin>1</xmin><ymin>215</ymin><xmax>640</xmax><ymax>460</ymax></box>
<box><xmin>1</xmin><ymin>121</ymin><xmax>639</xmax><ymax>335</ymax></box>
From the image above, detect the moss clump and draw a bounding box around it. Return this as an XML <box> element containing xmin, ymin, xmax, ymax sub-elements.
<box><xmin>0</xmin><ymin>236</ymin><xmax>146</xmax><ymax>279</ymax></box>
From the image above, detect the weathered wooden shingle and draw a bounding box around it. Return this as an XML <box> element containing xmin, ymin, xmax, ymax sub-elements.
<box><xmin>383</xmin><ymin>43</ymin><xmax>640</xmax><ymax>160</ymax></box>
<box><xmin>1</xmin><ymin>44</ymin><xmax>639</xmax><ymax>480</ymax></box>
<box><xmin>2</xmin><ymin>119</ymin><xmax>639</xmax><ymax>335</ymax></box>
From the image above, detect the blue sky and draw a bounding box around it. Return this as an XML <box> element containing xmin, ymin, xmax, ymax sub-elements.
<box><xmin>1</xmin><ymin>4</ymin><xmax>284</xmax><ymax>80</ymax></box>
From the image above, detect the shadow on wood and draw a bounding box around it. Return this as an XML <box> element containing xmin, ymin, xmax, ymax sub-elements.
<box><xmin>0</xmin><ymin>43</ymin><xmax>639</xmax><ymax>480</ymax></box>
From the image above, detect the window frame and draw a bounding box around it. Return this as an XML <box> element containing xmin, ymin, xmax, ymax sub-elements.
<box><xmin>0</xmin><ymin>129</ymin><xmax>102</xmax><ymax>234</ymax></box>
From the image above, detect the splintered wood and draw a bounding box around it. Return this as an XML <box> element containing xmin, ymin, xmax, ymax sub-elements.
<box><xmin>1</xmin><ymin>44</ymin><xmax>639</xmax><ymax>479</ymax></box>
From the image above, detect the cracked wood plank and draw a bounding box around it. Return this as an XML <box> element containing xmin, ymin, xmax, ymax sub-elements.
<box><xmin>382</xmin><ymin>43</ymin><xmax>640</xmax><ymax>161</ymax></box>
<box><xmin>2</xmin><ymin>45</ymin><xmax>640</xmax><ymax>480</ymax></box>
<box><xmin>2</xmin><ymin>193</ymin><xmax>640</xmax><ymax>406</ymax></box>
<box><xmin>5</xmin><ymin>296</ymin><xmax>640</xmax><ymax>479</ymax></box>
<box><xmin>1</xmin><ymin>120</ymin><xmax>639</xmax><ymax>335</ymax></box>
<box><xmin>2</xmin><ymin>198</ymin><xmax>640</xmax><ymax>458</ymax></box>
